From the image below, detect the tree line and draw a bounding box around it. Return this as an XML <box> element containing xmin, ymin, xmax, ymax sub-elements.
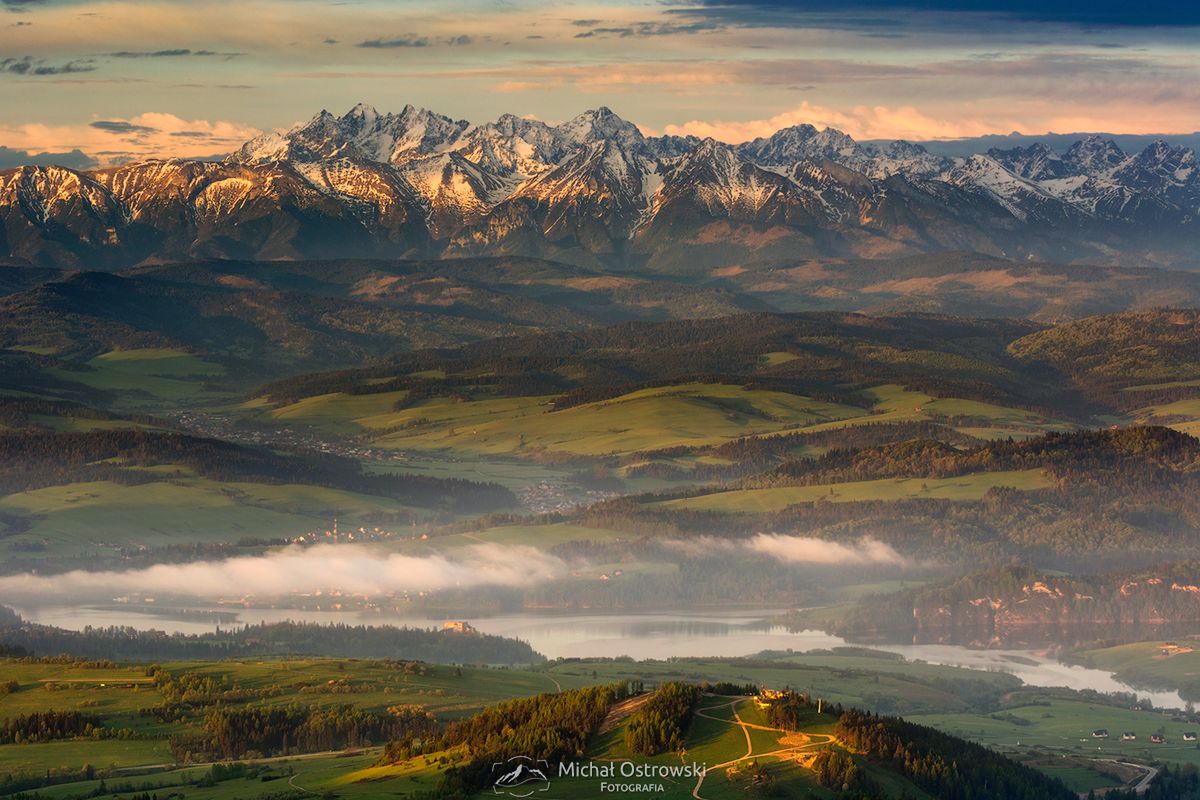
<box><xmin>0</xmin><ymin>710</ymin><xmax>103</xmax><ymax>744</ymax></box>
<box><xmin>169</xmin><ymin>703</ymin><xmax>438</xmax><ymax>761</ymax></box>
<box><xmin>767</xmin><ymin>691</ymin><xmax>1074</xmax><ymax>800</ymax></box>
<box><xmin>0</xmin><ymin>619</ymin><xmax>543</xmax><ymax>665</ymax></box>
<box><xmin>834</xmin><ymin>707</ymin><xmax>1076</xmax><ymax>800</ymax></box>
<box><xmin>623</xmin><ymin>681</ymin><xmax>700</xmax><ymax>755</ymax></box>
<box><xmin>422</xmin><ymin>683</ymin><xmax>631</xmax><ymax>797</ymax></box>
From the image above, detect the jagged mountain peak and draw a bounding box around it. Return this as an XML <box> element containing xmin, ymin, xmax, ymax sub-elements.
<box><xmin>1131</xmin><ymin>138</ymin><xmax>1194</xmax><ymax>165</ymax></box>
<box><xmin>230</xmin><ymin>103</ymin><xmax>472</xmax><ymax>167</ymax></box>
<box><xmin>737</xmin><ymin>124</ymin><xmax>826</xmax><ymax>165</ymax></box>
<box><xmin>343</xmin><ymin>102</ymin><xmax>377</xmax><ymax>121</ymax></box>
<box><xmin>555</xmin><ymin>107</ymin><xmax>645</xmax><ymax>151</ymax></box>
<box><xmin>737</xmin><ymin>124</ymin><xmax>945</xmax><ymax>179</ymax></box>
<box><xmin>987</xmin><ymin>142</ymin><xmax>1068</xmax><ymax>180</ymax></box>
<box><xmin>6</xmin><ymin>102</ymin><xmax>1200</xmax><ymax>271</ymax></box>
<box><xmin>1064</xmin><ymin>135</ymin><xmax>1126</xmax><ymax>174</ymax></box>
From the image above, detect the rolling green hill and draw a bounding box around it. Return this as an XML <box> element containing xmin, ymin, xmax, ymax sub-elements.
<box><xmin>0</xmin><ymin>654</ymin><xmax>1093</xmax><ymax>800</ymax></box>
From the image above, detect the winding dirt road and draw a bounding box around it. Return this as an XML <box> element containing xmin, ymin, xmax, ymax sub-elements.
<box><xmin>691</xmin><ymin>696</ymin><xmax>835</xmax><ymax>800</ymax></box>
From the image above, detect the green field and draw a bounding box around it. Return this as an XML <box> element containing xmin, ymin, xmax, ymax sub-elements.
<box><xmin>1135</xmin><ymin>397</ymin><xmax>1200</xmax><ymax>435</ymax></box>
<box><xmin>1067</xmin><ymin>641</ymin><xmax>1200</xmax><ymax>701</ymax></box>
<box><xmin>913</xmin><ymin>695</ymin><xmax>1200</xmax><ymax>769</ymax></box>
<box><xmin>301</xmin><ymin>383</ymin><xmax>866</xmax><ymax>456</ymax></box>
<box><xmin>788</xmin><ymin>385</ymin><xmax>1070</xmax><ymax>437</ymax></box>
<box><xmin>367</xmin><ymin>455</ymin><xmax>572</xmax><ymax>491</ymax></box>
<box><xmin>47</xmin><ymin>349</ymin><xmax>233</xmax><ymax>411</ymax></box>
<box><xmin>247</xmin><ymin>382</ymin><xmax>1072</xmax><ymax>460</ymax></box>
<box><xmin>657</xmin><ymin>468</ymin><xmax>1051</xmax><ymax>513</ymax></box>
<box><xmin>0</xmin><ymin>658</ymin><xmax>585</xmax><ymax>786</ymax></box>
<box><xmin>0</xmin><ymin>477</ymin><xmax>420</xmax><ymax>559</ymax></box>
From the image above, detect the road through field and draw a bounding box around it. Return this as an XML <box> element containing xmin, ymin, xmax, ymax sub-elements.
<box><xmin>691</xmin><ymin>696</ymin><xmax>834</xmax><ymax>800</ymax></box>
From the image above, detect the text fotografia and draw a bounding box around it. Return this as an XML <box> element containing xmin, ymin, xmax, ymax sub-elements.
<box><xmin>559</xmin><ymin>760</ymin><xmax>708</xmax><ymax>793</ymax></box>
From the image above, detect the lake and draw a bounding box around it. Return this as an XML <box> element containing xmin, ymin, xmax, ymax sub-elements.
<box><xmin>13</xmin><ymin>604</ymin><xmax>1188</xmax><ymax>708</ymax></box>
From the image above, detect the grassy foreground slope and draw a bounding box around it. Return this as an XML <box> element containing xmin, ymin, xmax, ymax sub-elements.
<box><xmin>0</xmin><ymin>652</ymin><xmax>1127</xmax><ymax>799</ymax></box>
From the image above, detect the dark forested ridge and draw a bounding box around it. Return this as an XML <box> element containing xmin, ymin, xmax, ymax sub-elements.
<box><xmin>743</xmin><ymin>426</ymin><xmax>1200</xmax><ymax>489</ymax></box>
<box><xmin>552</xmin><ymin>424</ymin><xmax>1200</xmax><ymax>574</ymax></box>
<box><xmin>0</xmin><ymin>616</ymin><xmax>543</xmax><ymax>664</ymax></box>
<box><xmin>4</xmin><ymin>256</ymin><xmax>1200</xmax><ymax>377</ymax></box>
<box><xmin>256</xmin><ymin>310</ymin><xmax>1075</xmax><ymax>423</ymax></box>
<box><xmin>0</xmin><ymin>257</ymin><xmax>755</xmax><ymax>370</ymax></box>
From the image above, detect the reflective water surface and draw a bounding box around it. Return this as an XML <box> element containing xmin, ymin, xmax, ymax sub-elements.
<box><xmin>15</xmin><ymin>604</ymin><xmax>1188</xmax><ymax>707</ymax></box>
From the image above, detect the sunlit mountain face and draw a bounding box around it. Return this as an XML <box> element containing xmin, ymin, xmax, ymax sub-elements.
<box><xmin>2</xmin><ymin>103</ymin><xmax>1198</xmax><ymax>270</ymax></box>
<box><xmin>3</xmin><ymin>3</ymin><xmax>1200</xmax><ymax>799</ymax></box>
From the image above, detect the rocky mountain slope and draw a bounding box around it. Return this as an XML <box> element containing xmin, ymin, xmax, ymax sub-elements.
<box><xmin>2</xmin><ymin>104</ymin><xmax>1197</xmax><ymax>271</ymax></box>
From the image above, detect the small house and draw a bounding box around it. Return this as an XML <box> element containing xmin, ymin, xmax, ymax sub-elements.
<box><xmin>1092</xmin><ymin>729</ymin><xmax>1109</xmax><ymax>738</ymax></box>
<box><xmin>1121</xmin><ymin>732</ymin><xmax>1137</xmax><ymax>741</ymax></box>
<box><xmin>1151</xmin><ymin>734</ymin><xmax>1166</xmax><ymax>744</ymax></box>
<box><xmin>1184</xmin><ymin>732</ymin><xmax>1197</xmax><ymax>742</ymax></box>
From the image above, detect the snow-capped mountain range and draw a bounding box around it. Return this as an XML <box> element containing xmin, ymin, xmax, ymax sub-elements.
<box><xmin>2</xmin><ymin>104</ymin><xmax>1197</xmax><ymax>271</ymax></box>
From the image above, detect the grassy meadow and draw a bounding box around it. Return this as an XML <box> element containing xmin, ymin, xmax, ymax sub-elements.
<box><xmin>0</xmin><ymin>648</ymin><xmax>1185</xmax><ymax>798</ymax></box>
<box><xmin>657</xmin><ymin>468</ymin><xmax>1051</xmax><ymax>513</ymax></box>
<box><xmin>243</xmin><ymin>381</ymin><xmax>1075</xmax><ymax>459</ymax></box>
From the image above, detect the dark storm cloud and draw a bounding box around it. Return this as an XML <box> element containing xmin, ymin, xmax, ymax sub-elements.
<box><xmin>0</xmin><ymin>56</ymin><xmax>95</xmax><ymax>75</ymax></box>
<box><xmin>357</xmin><ymin>34</ymin><xmax>430</xmax><ymax>48</ymax></box>
<box><xmin>670</xmin><ymin>0</ymin><xmax>1200</xmax><ymax>28</ymax></box>
<box><xmin>90</xmin><ymin>120</ymin><xmax>157</xmax><ymax>134</ymax></box>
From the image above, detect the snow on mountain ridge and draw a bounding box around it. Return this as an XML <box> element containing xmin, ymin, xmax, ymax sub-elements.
<box><xmin>221</xmin><ymin>103</ymin><xmax>1199</xmax><ymax>232</ymax></box>
<box><xmin>5</xmin><ymin>102</ymin><xmax>1199</xmax><ymax>270</ymax></box>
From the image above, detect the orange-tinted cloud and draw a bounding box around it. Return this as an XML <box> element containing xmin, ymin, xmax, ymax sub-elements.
<box><xmin>663</xmin><ymin>101</ymin><xmax>1010</xmax><ymax>142</ymax></box>
<box><xmin>0</xmin><ymin>112</ymin><xmax>261</xmax><ymax>165</ymax></box>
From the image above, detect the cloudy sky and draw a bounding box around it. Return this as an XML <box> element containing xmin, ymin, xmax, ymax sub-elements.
<box><xmin>2</xmin><ymin>0</ymin><xmax>1198</xmax><ymax>165</ymax></box>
